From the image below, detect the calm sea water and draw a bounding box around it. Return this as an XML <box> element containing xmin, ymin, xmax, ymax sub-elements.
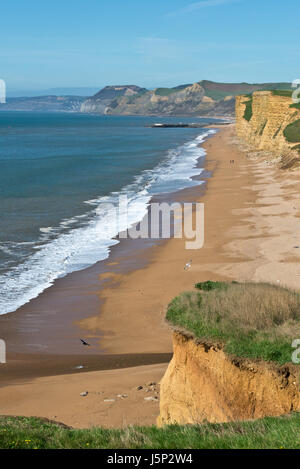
<box><xmin>0</xmin><ymin>111</ymin><xmax>218</xmax><ymax>315</ymax></box>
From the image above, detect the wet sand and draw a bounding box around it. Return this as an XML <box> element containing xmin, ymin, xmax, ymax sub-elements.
<box><xmin>1</xmin><ymin>124</ymin><xmax>300</xmax><ymax>428</ymax></box>
<box><xmin>76</xmin><ymin>125</ymin><xmax>259</xmax><ymax>354</ymax></box>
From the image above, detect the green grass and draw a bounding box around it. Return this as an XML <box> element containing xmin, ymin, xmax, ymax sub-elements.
<box><xmin>0</xmin><ymin>414</ymin><xmax>299</xmax><ymax>449</ymax></box>
<box><xmin>272</xmin><ymin>90</ymin><xmax>293</xmax><ymax>98</ymax></box>
<box><xmin>283</xmin><ymin>119</ymin><xmax>300</xmax><ymax>143</ymax></box>
<box><xmin>203</xmin><ymin>89</ymin><xmax>234</xmax><ymax>101</ymax></box>
<box><xmin>166</xmin><ymin>282</ymin><xmax>300</xmax><ymax>365</ymax></box>
<box><xmin>271</xmin><ymin>89</ymin><xmax>300</xmax><ymax>112</ymax></box>
<box><xmin>243</xmin><ymin>97</ymin><xmax>253</xmax><ymax>121</ymax></box>
<box><xmin>155</xmin><ymin>88</ymin><xmax>178</xmax><ymax>97</ymax></box>
<box><xmin>195</xmin><ymin>280</ymin><xmax>229</xmax><ymax>291</ymax></box>
<box><xmin>257</xmin><ymin>83</ymin><xmax>291</xmax><ymax>91</ymax></box>
<box><xmin>154</xmin><ymin>84</ymin><xmax>192</xmax><ymax>97</ymax></box>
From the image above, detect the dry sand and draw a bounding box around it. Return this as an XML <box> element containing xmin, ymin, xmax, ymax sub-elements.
<box><xmin>0</xmin><ymin>363</ymin><xmax>166</xmax><ymax>429</ymax></box>
<box><xmin>0</xmin><ymin>125</ymin><xmax>299</xmax><ymax>428</ymax></box>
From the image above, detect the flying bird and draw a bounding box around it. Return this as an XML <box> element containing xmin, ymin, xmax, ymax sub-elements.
<box><xmin>80</xmin><ymin>338</ymin><xmax>91</xmax><ymax>346</ymax></box>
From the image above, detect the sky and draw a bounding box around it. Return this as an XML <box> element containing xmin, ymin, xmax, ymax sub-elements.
<box><xmin>1</xmin><ymin>0</ymin><xmax>300</xmax><ymax>95</ymax></box>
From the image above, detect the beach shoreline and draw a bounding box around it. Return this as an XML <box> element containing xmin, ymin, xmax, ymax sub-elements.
<box><xmin>1</xmin><ymin>124</ymin><xmax>300</xmax><ymax>428</ymax></box>
<box><xmin>0</xmin><ymin>125</ymin><xmax>217</xmax><ymax>360</ymax></box>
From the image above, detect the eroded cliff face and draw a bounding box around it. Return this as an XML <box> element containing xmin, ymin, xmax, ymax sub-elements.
<box><xmin>105</xmin><ymin>83</ymin><xmax>214</xmax><ymax>116</ymax></box>
<box><xmin>158</xmin><ymin>332</ymin><xmax>300</xmax><ymax>426</ymax></box>
<box><xmin>81</xmin><ymin>82</ymin><xmax>236</xmax><ymax>116</ymax></box>
<box><xmin>235</xmin><ymin>91</ymin><xmax>300</xmax><ymax>153</ymax></box>
<box><xmin>80</xmin><ymin>85</ymin><xmax>146</xmax><ymax>114</ymax></box>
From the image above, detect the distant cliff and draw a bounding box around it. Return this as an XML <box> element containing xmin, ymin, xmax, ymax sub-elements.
<box><xmin>81</xmin><ymin>81</ymin><xmax>291</xmax><ymax>117</ymax></box>
<box><xmin>81</xmin><ymin>85</ymin><xmax>147</xmax><ymax>114</ymax></box>
<box><xmin>0</xmin><ymin>95</ymin><xmax>86</xmax><ymax>112</ymax></box>
<box><xmin>236</xmin><ymin>90</ymin><xmax>300</xmax><ymax>168</ymax></box>
<box><xmin>81</xmin><ymin>82</ymin><xmax>224</xmax><ymax>116</ymax></box>
<box><xmin>1</xmin><ymin>81</ymin><xmax>293</xmax><ymax>117</ymax></box>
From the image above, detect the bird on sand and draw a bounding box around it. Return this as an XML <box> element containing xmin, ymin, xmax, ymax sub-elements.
<box><xmin>184</xmin><ymin>260</ymin><xmax>192</xmax><ymax>270</ymax></box>
<box><xmin>80</xmin><ymin>338</ymin><xmax>91</xmax><ymax>346</ymax></box>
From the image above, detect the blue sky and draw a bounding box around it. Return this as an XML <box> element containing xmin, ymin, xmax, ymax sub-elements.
<box><xmin>1</xmin><ymin>0</ymin><xmax>300</xmax><ymax>94</ymax></box>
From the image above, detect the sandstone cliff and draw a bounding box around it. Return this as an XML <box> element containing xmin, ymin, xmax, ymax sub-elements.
<box><xmin>158</xmin><ymin>332</ymin><xmax>300</xmax><ymax>426</ymax></box>
<box><xmin>235</xmin><ymin>91</ymin><xmax>300</xmax><ymax>167</ymax></box>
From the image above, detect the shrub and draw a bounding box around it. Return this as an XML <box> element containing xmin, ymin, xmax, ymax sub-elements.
<box><xmin>243</xmin><ymin>97</ymin><xmax>253</xmax><ymax>121</ymax></box>
<box><xmin>283</xmin><ymin>119</ymin><xmax>300</xmax><ymax>143</ymax></box>
<box><xmin>195</xmin><ymin>280</ymin><xmax>228</xmax><ymax>291</ymax></box>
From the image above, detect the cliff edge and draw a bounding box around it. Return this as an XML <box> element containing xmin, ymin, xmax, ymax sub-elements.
<box><xmin>158</xmin><ymin>332</ymin><xmax>300</xmax><ymax>426</ymax></box>
<box><xmin>157</xmin><ymin>282</ymin><xmax>300</xmax><ymax>426</ymax></box>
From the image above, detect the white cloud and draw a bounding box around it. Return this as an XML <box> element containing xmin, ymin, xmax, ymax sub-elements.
<box><xmin>166</xmin><ymin>0</ymin><xmax>241</xmax><ymax>16</ymax></box>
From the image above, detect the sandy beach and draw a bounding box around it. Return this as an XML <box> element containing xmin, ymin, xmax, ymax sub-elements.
<box><xmin>0</xmin><ymin>124</ymin><xmax>300</xmax><ymax>428</ymax></box>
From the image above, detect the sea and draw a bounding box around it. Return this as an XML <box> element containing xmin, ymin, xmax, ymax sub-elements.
<box><xmin>0</xmin><ymin>111</ymin><xmax>219</xmax><ymax>315</ymax></box>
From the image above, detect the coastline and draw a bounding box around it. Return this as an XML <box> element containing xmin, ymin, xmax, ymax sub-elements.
<box><xmin>0</xmin><ymin>114</ymin><xmax>217</xmax><ymax>320</ymax></box>
<box><xmin>1</xmin><ymin>124</ymin><xmax>300</xmax><ymax>428</ymax></box>
<box><xmin>0</xmin><ymin>126</ymin><xmax>216</xmax><ymax>358</ymax></box>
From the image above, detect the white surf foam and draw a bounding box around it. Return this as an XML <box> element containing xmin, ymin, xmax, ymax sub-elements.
<box><xmin>0</xmin><ymin>129</ymin><xmax>215</xmax><ymax>315</ymax></box>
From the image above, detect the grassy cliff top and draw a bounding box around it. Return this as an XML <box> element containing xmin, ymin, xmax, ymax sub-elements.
<box><xmin>0</xmin><ymin>414</ymin><xmax>299</xmax><ymax>449</ymax></box>
<box><xmin>200</xmin><ymin>81</ymin><xmax>291</xmax><ymax>101</ymax></box>
<box><xmin>272</xmin><ymin>89</ymin><xmax>293</xmax><ymax>97</ymax></box>
<box><xmin>166</xmin><ymin>282</ymin><xmax>300</xmax><ymax>365</ymax></box>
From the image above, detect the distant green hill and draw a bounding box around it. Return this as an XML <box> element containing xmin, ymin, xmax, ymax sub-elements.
<box><xmin>81</xmin><ymin>80</ymin><xmax>292</xmax><ymax>117</ymax></box>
